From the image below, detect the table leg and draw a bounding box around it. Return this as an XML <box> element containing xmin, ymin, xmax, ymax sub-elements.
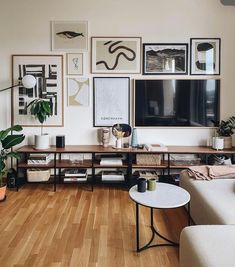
<box><xmin>136</xmin><ymin>203</ymin><xmax>140</xmax><ymax>252</ymax></box>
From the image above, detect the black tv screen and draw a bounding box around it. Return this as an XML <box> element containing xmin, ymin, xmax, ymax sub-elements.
<box><xmin>134</xmin><ymin>79</ymin><xmax>220</xmax><ymax>127</ymax></box>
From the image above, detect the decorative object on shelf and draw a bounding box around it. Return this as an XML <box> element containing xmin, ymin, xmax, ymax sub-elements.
<box><xmin>56</xmin><ymin>135</ymin><xmax>65</xmax><ymax>148</ymax></box>
<box><xmin>112</xmin><ymin>124</ymin><xmax>131</xmax><ymax>149</ymax></box>
<box><xmin>215</xmin><ymin>116</ymin><xmax>235</xmax><ymax>148</ymax></box>
<box><xmin>190</xmin><ymin>38</ymin><xmax>221</xmax><ymax>75</ymax></box>
<box><xmin>212</xmin><ymin>137</ymin><xmax>224</xmax><ymax>150</ymax></box>
<box><xmin>93</xmin><ymin>77</ymin><xmax>130</xmax><ymax>127</ymax></box>
<box><xmin>101</xmin><ymin>128</ymin><xmax>110</xmax><ymax>147</ymax></box>
<box><xmin>67</xmin><ymin>53</ymin><xmax>83</xmax><ymax>75</ymax></box>
<box><xmin>67</xmin><ymin>78</ymin><xmax>89</xmax><ymax>106</ymax></box>
<box><xmin>143</xmin><ymin>43</ymin><xmax>188</xmax><ymax>75</ymax></box>
<box><xmin>51</xmin><ymin>21</ymin><xmax>88</xmax><ymax>51</ymax></box>
<box><xmin>27</xmin><ymin>99</ymin><xmax>52</xmax><ymax>149</ymax></box>
<box><xmin>136</xmin><ymin>154</ymin><xmax>161</xmax><ymax>166</ymax></box>
<box><xmin>12</xmin><ymin>54</ymin><xmax>64</xmax><ymax>127</ymax></box>
<box><xmin>0</xmin><ymin>125</ymin><xmax>25</xmax><ymax>201</ymax></box>
<box><xmin>131</xmin><ymin>127</ymin><xmax>138</xmax><ymax>147</ymax></box>
<box><xmin>91</xmin><ymin>37</ymin><xmax>141</xmax><ymax>73</ymax></box>
<box><xmin>27</xmin><ymin>169</ymin><xmax>51</xmax><ymax>182</ymax></box>
<box><xmin>137</xmin><ymin>177</ymin><xmax>146</xmax><ymax>193</ymax></box>
<box><xmin>147</xmin><ymin>178</ymin><xmax>157</xmax><ymax>191</ymax></box>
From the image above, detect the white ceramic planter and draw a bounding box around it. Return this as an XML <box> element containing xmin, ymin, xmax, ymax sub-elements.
<box><xmin>35</xmin><ymin>134</ymin><xmax>50</xmax><ymax>150</ymax></box>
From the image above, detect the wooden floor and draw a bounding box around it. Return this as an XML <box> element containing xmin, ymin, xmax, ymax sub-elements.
<box><xmin>0</xmin><ymin>185</ymin><xmax>188</xmax><ymax>267</ymax></box>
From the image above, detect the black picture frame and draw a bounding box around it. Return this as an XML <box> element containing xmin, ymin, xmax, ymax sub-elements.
<box><xmin>93</xmin><ymin>77</ymin><xmax>130</xmax><ymax>127</ymax></box>
<box><xmin>190</xmin><ymin>38</ymin><xmax>221</xmax><ymax>75</ymax></box>
<box><xmin>142</xmin><ymin>43</ymin><xmax>188</xmax><ymax>75</ymax></box>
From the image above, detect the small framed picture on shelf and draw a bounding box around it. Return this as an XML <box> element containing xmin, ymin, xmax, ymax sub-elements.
<box><xmin>93</xmin><ymin>77</ymin><xmax>130</xmax><ymax>127</ymax></box>
<box><xmin>190</xmin><ymin>38</ymin><xmax>221</xmax><ymax>75</ymax></box>
<box><xmin>143</xmin><ymin>43</ymin><xmax>188</xmax><ymax>75</ymax></box>
<box><xmin>67</xmin><ymin>53</ymin><xmax>83</xmax><ymax>75</ymax></box>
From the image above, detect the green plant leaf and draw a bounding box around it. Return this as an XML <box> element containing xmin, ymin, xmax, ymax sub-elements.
<box><xmin>0</xmin><ymin>125</ymin><xmax>23</xmax><ymax>141</ymax></box>
<box><xmin>2</xmin><ymin>134</ymin><xmax>25</xmax><ymax>149</ymax></box>
<box><xmin>6</xmin><ymin>152</ymin><xmax>21</xmax><ymax>160</ymax></box>
<box><xmin>42</xmin><ymin>101</ymin><xmax>51</xmax><ymax>114</ymax></box>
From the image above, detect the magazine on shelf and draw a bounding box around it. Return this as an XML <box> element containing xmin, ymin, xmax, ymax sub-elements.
<box><xmin>27</xmin><ymin>153</ymin><xmax>52</xmax><ymax>165</ymax></box>
<box><xmin>63</xmin><ymin>177</ymin><xmax>87</xmax><ymax>182</ymax></box>
<box><xmin>100</xmin><ymin>159</ymin><xmax>123</xmax><ymax>166</ymax></box>
<box><xmin>63</xmin><ymin>168</ymin><xmax>87</xmax><ymax>177</ymax></box>
<box><xmin>145</xmin><ymin>143</ymin><xmax>168</xmax><ymax>152</ymax></box>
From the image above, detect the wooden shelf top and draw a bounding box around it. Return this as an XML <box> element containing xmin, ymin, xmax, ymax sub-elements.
<box><xmin>16</xmin><ymin>145</ymin><xmax>235</xmax><ymax>154</ymax></box>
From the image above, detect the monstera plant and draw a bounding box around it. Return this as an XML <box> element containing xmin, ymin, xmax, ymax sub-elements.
<box><xmin>0</xmin><ymin>125</ymin><xmax>25</xmax><ymax>201</ymax></box>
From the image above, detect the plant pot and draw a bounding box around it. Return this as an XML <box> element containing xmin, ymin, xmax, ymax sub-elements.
<box><xmin>35</xmin><ymin>134</ymin><xmax>50</xmax><ymax>150</ymax></box>
<box><xmin>222</xmin><ymin>136</ymin><xmax>232</xmax><ymax>149</ymax></box>
<box><xmin>0</xmin><ymin>184</ymin><xmax>7</xmax><ymax>201</ymax></box>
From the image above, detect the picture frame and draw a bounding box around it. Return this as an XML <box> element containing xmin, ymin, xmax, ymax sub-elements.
<box><xmin>67</xmin><ymin>77</ymin><xmax>89</xmax><ymax>107</ymax></box>
<box><xmin>12</xmin><ymin>54</ymin><xmax>64</xmax><ymax>127</ymax></box>
<box><xmin>190</xmin><ymin>38</ymin><xmax>221</xmax><ymax>75</ymax></box>
<box><xmin>143</xmin><ymin>43</ymin><xmax>188</xmax><ymax>75</ymax></box>
<box><xmin>93</xmin><ymin>77</ymin><xmax>130</xmax><ymax>127</ymax></box>
<box><xmin>91</xmin><ymin>37</ymin><xmax>141</xmax><ymax>74</ymax></box>
<box><xmin>51</xmin><ymin>21</ymin><xmax>88</xmax><ymax>51</ymax></box>
<box><xmin>67</xmin><ymin>53</ymin><xmax>83</xmax><ymax>75</ymax></box>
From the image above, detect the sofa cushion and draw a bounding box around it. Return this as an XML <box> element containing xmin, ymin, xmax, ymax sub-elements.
<box><xmin>180</xmin><ymin>225</ymin><xmax>235</xmax><ymax>267</ymax></box>
<box><xmin>180</xmin><ymin>170</ymin><xmax>235</xmax><ymax>224</ymax></box>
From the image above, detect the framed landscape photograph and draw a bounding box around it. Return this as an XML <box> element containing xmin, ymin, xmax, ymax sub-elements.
<box><xmin>143</xmin><ymin>43</ymin><xmax>188</xmax><ymax>75</ymax></box>
<box><xmin>91</xmin><ymin>37</ymin><xmax>141</xmax><ymax>74</ymax></box>
<box><xmin>12</xmin><ymin>54</ymin><xmax>64</xmax><ymax>127</ymax></box>
<box><xmin>93</xmin><ymin>77</ymin><xmax>130</xmax><ymax>126</ymax></box>
<box><xmin>67</xmin><ymin>53</ymin><xmax>83</xmax><ymax>75</ymax></box>
<box><xmin>51</xmin><ymin>21</ymin><xmax>88</xmax><ymax>51</ymax></box>
<box><xmin>190</xmin><ymin>38</ymin><xmax>221</xmax><ymax>75</ymax></box>
<box><xmin>67</xmin><ymin>77</ymin><xmax>89</xmax><ymax>107</ymax></box>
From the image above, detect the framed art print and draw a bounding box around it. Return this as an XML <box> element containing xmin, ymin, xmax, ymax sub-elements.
<box><xmin>91</xmin><ymin>37</ymin><xmax>141</xmax><ymax>74</ymax></box>
<box><xmin>67</xmin><ymin>53</ymin><xmax>83</xmax><ymax>75</ymax></box>
<box><xmin>93</xmin><ymin>77</ymin><xmax>130</xmax><ymax>126</ymax></box>
<box><xmin>12</xmin><ymin>54</ymin><xmax>64</xmax><ymax>127</ymax></box>
<box><xmin>143</xmin><ymin>43</ymin><xmax>188</xmax><ymax>75</ymax></box>
<box><xmin>67</xmin><ymin>77</ymin><xmax>89</xmax><ymax>106</ymax></box>
<box><xmin>190</xmin><ymin>38</ymin><xmax>221</xmax><ymax>75</ymax></box>
<box><xmin>51</xmin><ymin>21</ymin><xmax>88</xmax><ymax>51</ymax></box>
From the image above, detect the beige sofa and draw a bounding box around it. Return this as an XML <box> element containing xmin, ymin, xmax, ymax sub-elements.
<box><xmin>179</xmin><ymin>170</ymin><xmax>235</xmax><ymax>267</ymax></box>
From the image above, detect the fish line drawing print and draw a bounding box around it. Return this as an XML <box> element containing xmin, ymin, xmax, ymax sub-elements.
<box><xmin>51</xmin><ymin>21</ymin><xmax>88</xmax><ymax>51</ymax></box>
<box><xmin>67</xmin><ymin>78</ymin><xmax>89</xmax><ymax>106</ymax></box>
<box><xmin>143</xmin><ymin>43</ymin><xmax>188</xmax><ymax>75</ymax></box>
<box><xmin>12</xmin><ymin>55</ymin><xmax>64</xmax><ymax>127</ymax></box>
<box><xmin>91</xmin><ymin>37</ymin><xmax>141</xmax><ymax>73</ymax></box>
<box><xmin>67</xmin><ymin>53</ymin><xmax>83</xmax><ymax>75</ymax></box>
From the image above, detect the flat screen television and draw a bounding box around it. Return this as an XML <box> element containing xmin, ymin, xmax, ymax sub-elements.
<box><xmin>134</xmin><ymin>79</ymin><xmax>220</xmax><ymax>127</ymax></box>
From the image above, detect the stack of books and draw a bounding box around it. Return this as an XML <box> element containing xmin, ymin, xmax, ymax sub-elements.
<box><xmin>145</xmin><ymin>143</ymin><xmax>168</xmax><ymax>152</ymax></box>
<box><xmin>138</xmin><ymin>170</ymin><xmax>159</xmax><ymax>181</ymax></box>
<box><xmin>63</xmin><ymin>168</ymin><xmax>87</xmax><ymax>182</ymax></box>
<box><xmin>27</xmin><ymin>154</ymin><xmax>51</xmax><ymax>165</ymax></box>
<box><xmin>99</xmin><ymin>154</ymin><xmax>123</xmax><ymax>166</ymax></box>
<box><xmin>101</xmin><ymin>171</ymin><xmax>125</xmax><ymax>181</ymax></box>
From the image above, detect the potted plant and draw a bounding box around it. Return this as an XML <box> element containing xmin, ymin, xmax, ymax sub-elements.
<box><xmin>0</xmin><ymin>125</ymin><xmax>25</xmax><ymax>201</ymax></box>
<box><xmin>27</xmin><ymin>99</ymin><xmax>52</xmax><ymax>149</ymax></box>
<box><xmin>216</xmin><ymin>116</ymin><xmax>235</xmax><ymax>148</ymax></box>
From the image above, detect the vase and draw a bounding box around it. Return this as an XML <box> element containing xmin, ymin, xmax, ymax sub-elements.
<box><xmin>116</xmin><ymin>138</ymin><xmax>122</xmax><ymax>148</ymax></box>
<box><xmin>35</xmin><ymin>134</ymin><xmax>50</xmax><ymax>150</ymax></box>
<box><xmin>223</xmin><ymin>136</ymin><xmax>232</xmax><ymax>149</ymax></box>
<box><xmin>131</xmin><ymin>128</ymin><xmax>138</xmax><ymax>147</ymax></box>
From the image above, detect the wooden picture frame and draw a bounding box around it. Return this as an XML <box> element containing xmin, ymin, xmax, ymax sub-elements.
<box><xmin>91</xmin><ymin>37</ymin><xmax>141</xmax><ymax>74</ymax></box>
<box><xmin>190</xmin><ymin>38</ymin><xmax>221</xmax><ymax>75</ymax></box>
<box><xmin>12</xmin><ymin>54</ymin><xmax>64</xmax><ymax>127</ymax></box>
<box><xmin>67</xmin><ymin>53</ymin><xmax>83</xmax><ymax>75</ymax></box>
<box><xmin>143</xmin><ymin>43</ymin><xmax>188</xmax><ymax>75</ymax></box>
<box><xmin>51</xmin><ymin>21</ymin><xmax>88</xmax><ymax>51</ymax></box>
<box><xmin>93</xmin><ymin>77</ymin><xmax>130</xmax><ymax>127</ymax></box>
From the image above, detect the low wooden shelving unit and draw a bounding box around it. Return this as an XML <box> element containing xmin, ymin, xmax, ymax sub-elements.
<box><xmin>16</xmin><ymin>145</ymin><xmax>235</xmax><ymax>191</ymax></box>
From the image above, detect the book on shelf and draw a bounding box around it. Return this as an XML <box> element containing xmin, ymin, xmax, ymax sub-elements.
<box><xmin>138</xmin><ymin>170</ymin><xmax>159</xmax><ymax>181</ymax></box>
<box><xmin>100</xmin><ymin>159</ymin><xmax>123</xmax><ymax>166</ymax></box>
<box><xmin>63</xmin><ymin>177</ymin><xmax>87</xmax><ymax>182</ymax></box>
<box><xmin>101</xmin><ymin>171</ymin><xmax>125</xmax><ymax>181</ymax></box>
<box><xmin>145</xmin><ymin>143</ymin><xmax>168</xmax><ymax>152</ymax></box>
<box><xmin>63</xmin><ymin>168</ymin><xmax>87</xmax><ymax>177</ymax></box>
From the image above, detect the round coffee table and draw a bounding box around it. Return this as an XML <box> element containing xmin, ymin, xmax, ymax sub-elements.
<box><xmin>129</xmin><ymin>182</ymin><xmax>190</xmax><ymax>252</ymax></box>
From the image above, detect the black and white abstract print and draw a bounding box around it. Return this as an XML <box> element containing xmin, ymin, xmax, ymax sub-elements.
<box><xmin>143</xmin><ymin>43</ymin><xmax>188</xmax><ymax>75</ymax></box>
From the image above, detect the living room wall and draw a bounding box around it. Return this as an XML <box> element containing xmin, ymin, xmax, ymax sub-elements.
<box><xmin>0</xmin><ymin>0</ymin><xmax>235</xmax><ymax>146</ymax></box>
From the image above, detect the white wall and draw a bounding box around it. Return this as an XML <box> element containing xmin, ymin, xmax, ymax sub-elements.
<box><xmin>0</xmin><ymin>0</ymin><xmax>235</xmax><ymax>146</ymax></box>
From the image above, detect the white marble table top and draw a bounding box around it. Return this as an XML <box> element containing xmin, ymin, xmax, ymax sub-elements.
<box><xmin>129</xmin><ymin>182</ymin><xmax>190</xmax><ymax>209</ymax></box>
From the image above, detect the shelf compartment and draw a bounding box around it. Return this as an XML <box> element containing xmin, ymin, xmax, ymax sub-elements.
<box><xmin>56</xmin><ymin>159</ymin><xmax>92</xmax><ymax>168</ymax></box>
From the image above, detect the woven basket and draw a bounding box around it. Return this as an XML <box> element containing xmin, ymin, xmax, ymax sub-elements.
<box><xmin>136</xmin><ymin>154</ymin><xmax>161</xmax><ymax>166</ymax></box>
<box><xmin>27</xmin><ymin>169</ymin><xmax>50</xmax><ymax>182</ymax></box>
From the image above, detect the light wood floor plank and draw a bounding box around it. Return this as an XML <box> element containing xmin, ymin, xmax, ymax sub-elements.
<box><xmin>0</xmin><ymin>185</ymin><xmax>188</xmax><ymax>267</ymax></box>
